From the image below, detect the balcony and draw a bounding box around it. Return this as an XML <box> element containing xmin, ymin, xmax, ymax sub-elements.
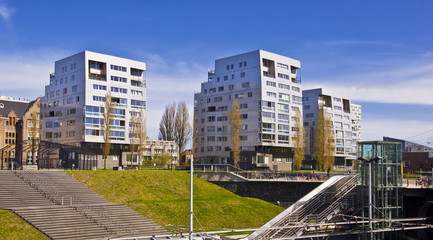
<box><xmin>85</xmin><ymin>112</ymin><xmax>102</xmax><ymax>117</ymax></box>
<box><xmin>112</xmin><ymin>114</ymin><xmax>126</xmax><ymax>119</ymax></box>
<box><xmin>89</xmin><ymin>73</ymin><xmax>106</xmax><ymax>81</ymax></box>
<box><xmin>131</xmin><ymin>75</ymin><xmax>142</xmax><ymax>81</ymax></box>
<box><xmin>263</xmin><ymin>72</ymin><xmax>275</xmax><ymax>78</ymax></box>
<box><xmin>262</xmin><ymin>106</ymin><xmax>275</xmax><ymax>111</ymax></box>
<box><xmin>291</xmin><ymin>77</ymin><xmax>302</xmax><ymax>84</ymax></box>
<box><xmin>261</xmin><ymin>129</ymin><xmax>276</xmax><ymax>133</ymax></box>
<box><xmin>112</xmin><ymin>103</ymin><xmax>127</xmax><ymax>108</ymax></box>
<box><xmin>89</xmin><ymin>68</ymin><xmax>103</xmax><ymax>75</ymax></box>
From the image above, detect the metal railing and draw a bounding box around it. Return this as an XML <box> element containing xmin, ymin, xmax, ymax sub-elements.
<box><xmin>12</xmin><ymin>162</ymin><xmax>135</xmax><ymax>238</ymax></box>
<box><xmin>194</xmin><ymin>164</ymin><xmax>248</xmax><ymax>175</ymax></box>
<box><xmin>254</xmin><ymin>175</ymin><xmax>357</xmax><ymax>240</ymax></box>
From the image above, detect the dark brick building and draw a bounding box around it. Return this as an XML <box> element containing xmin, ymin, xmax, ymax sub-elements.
<box><xmin>402</xmin><ymin>152</ymin><xmax>433</xmax><ymax>173</ymax></box>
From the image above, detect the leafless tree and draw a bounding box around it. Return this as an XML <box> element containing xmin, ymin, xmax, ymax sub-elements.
<box><xmin>174</xmin><ymin>101</ymin><xmax>192</xmax><ymax>153</ymax></box>
<box><xmin>102</xmin><ymin>92</ymin><xmax>113</xmax><ymax>169</ymax></box>
<box><xmin>293</xmin><ymin>109</ymin><xmax>305</xmax><ymax>170</ymax></box>
<box><xmin>129</xmin><ymin>110</ymin><xmax>147</xmax><ymax>167</ymax></box>
<box><xmin>158</xmin><ymin>103</ymin><xmax>176</xmax><ymax>141</ymax></box>
<box><xmin>228</xmin><ymin>99</ymin><xmax>242</xmax><ymax>168</ymax></box>
<box><xmin>315</xmin><ymin>108</ymin><xmax>335</xmax><ymax>171</ymax></box>
<box><xmin>30</xmin><ymin>112</ymin><xmax>39</xmax><ymax>165</ymax></box>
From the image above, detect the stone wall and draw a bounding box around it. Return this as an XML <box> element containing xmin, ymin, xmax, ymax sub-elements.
<box><xmin>211</xmin><ymin>181</ymin><xmax>322</xmax><ymax>208</ymax></box>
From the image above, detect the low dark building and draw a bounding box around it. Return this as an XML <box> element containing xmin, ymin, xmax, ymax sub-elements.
<box><xmin>402</xmin><ymin>152</ymin><xmax>433</xmax><ymax>173</ymax></box>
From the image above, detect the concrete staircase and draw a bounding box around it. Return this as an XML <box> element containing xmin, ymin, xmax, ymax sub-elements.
<box><xmin>0</xmin><ymin>170</ymin><xmax>170</xmax><ymax>240</ymax></box>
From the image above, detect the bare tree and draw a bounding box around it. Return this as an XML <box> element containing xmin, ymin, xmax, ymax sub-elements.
<box><xmin>30</xmin><ymin>112</ymin><xmax>39</xmax><ymax>165</ymax></box>
<box><xmin>102</xmin><ymin>92</ymin><xmax>113</xmax><ymax>169</ymax></box>
<box><xmin>174</xmin><ymin>101</ymin><xmax>192</xmax><ymax>153</ymax></box>
<box><xmin>137</xmin><ymin>109</ymin><xmax>147</xmax><ymax>166</ymax></box>
<box><xmin>129</xmin><ymin>110</ymin><xmax>147</xmax><ymax>167</ymax></box>
<box><xmin>315</xmin><ymin>108</ymin><xmax>335</xmax><ymax>171</ymax></box>
<box><xmin>158</xmin><ymin>103</ymin><xmax>176</xmax><ymax>141</ymax></box>
<box><xmin>228</xmin><ymin>99</ymin><xmax>242</xmax><ymax>168</ymax></box>
<box><xmin>293</xmin><ymin>109</ymin><xmax>305</xmax><ymax>171</ymax></box>
<box><xmin>129</xmin><ymin>115</ymin><xmax>139</xmax><ymax>167</ymax></box>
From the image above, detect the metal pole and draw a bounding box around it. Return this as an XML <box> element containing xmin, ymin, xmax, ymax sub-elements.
<box><xmin>369</xmin><ymin>161</ymin><xmax>373</xmax><ymax>239</ymax></box>
<box><xmin>189</xmin><ymin>155</ymin><xmax>194</xmax><ymax>240</ymax></box>
<box><xmin>171</xmin><ymin>145</ymin><xmax>173</xmax><ymax>171</ymax></box>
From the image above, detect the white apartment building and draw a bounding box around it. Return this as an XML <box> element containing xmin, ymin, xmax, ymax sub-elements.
<box><xmin>194</xmin><ymin>50</ymin><xmax>302</xmax><ymax>170</ymax></box>
<box><xmin>302</xmin><ymin>88</ymin><xmax>362</xmax><ymax>169</ymax></box>
<box><xmin>40</xmin><ymin>51</ymin><xmax>146</xmax><ymax>169</ymax></box>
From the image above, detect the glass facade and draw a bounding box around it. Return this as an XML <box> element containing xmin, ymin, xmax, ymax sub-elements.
<box><xmin>357</xmin><ymin>141</ymin><xmax>403</xmax><ymax>238</ymax></box>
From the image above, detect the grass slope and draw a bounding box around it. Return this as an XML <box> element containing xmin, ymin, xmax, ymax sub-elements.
<box><xmin>67</xmin><ymin>170</ymin><xmax>283</xmax><ymax>231</ymax></box>
<box><xmin>0</xmin><ymin>209</ymin><xmax>48</xmax><ymax>240</ymax></box>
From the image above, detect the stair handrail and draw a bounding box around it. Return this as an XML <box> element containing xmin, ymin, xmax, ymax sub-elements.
<box><xmin>255</xmin><ymin>178</ymin><xmax>345</xmax><ymax>239</ymax></box>
<box><xmin>256</xmin><ymin>175</ymin><xmax>356</xmax><ymax>240</ymax></box>
<box><xmin>12</xmin><ymin>162</ymin><xmax>64</xmax><ymax>205</ymax></box>
<box><xmin>11</xmin><ymin>163</ymin><xmax>135</xmax><ymax>237</ymax></box>
<box><xmin>279</xmin><ymin>176</ymin><xmax>358</xmax><ymax>239</ymax></box>
<box><xmin>194</xmin><ymin>163</ymin><xmax>249</xmax><ymax>175</ymax></box>
<box><xmin>314</xmin><ymin>175</ymin><xmax>357</xmax><ymax>223</ymax></box>
<box><xmin>70</xmin><ymin>194</ymin><xmax>135</xmax><ymax>237</ymax></box>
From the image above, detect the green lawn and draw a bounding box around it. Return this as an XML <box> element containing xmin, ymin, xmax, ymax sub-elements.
<box><xmin>67</xmin><ymin>170</ymin><xmax>284</xmax><ymax>231</ymax></box>
<box><xmin>0</xmin><ymin>209</ymin><xmax>48</xmax><ymax>240</ymax></box>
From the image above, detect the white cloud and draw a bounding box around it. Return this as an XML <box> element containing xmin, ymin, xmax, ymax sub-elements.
<box><xmin>145</xmin><ymin>55</ymin><xmax>207</xmax><ymax>140</ymax></box>
<box><xmin>0</xmin><ymin>3</ymin><xmax>14</xmax><ymax>22</ymax></box>
<box><xmin>304</xmin><ymin>60</ymin><xmax>433</xmax><ymax>105</ymax></box>
<box><xmin>361</xmin><ymin>119</ymin><xmax>433</xmax><ymax>145</ymax></box>
<box><xmin>0</xmin><ymin>48</ymin><xmax>71</xmax><ymax>99</ymax></box>
<box><xmin>323</xmin><ymin>40</ymin><xmax>399</xmax><ymax>48</ymax></box>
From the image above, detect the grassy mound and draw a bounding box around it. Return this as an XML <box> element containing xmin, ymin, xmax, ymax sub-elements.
<box><xmin>67</xmin><ymin>170</ymin><xmax>283</xmax><ymax>231</ymax></box>
<box><xmin>0</xmin><ymin>209</ymin><xmax>48</xmax><ymax>240</ymax></box>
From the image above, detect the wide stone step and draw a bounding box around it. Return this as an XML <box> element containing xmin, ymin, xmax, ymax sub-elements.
<box><xmin>1</xmin><ymin>171</ymin><xmax>171</xmax><ymax>239</ymax></box>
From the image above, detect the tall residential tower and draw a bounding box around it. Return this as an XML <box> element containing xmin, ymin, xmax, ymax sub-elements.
<box><xmin>40</xmin><ymin>51</ymin><xmax>146</xmax><ymax>169</ymax></box>
<box><xmin>194</xmin><ymin>50</ymin><xmax>302</xmax><ymax>170</ymax></box>
<box><xmin>302</xmin><ymin>88</ymin><xmax>362</xmax><ymax>169</ymax></box>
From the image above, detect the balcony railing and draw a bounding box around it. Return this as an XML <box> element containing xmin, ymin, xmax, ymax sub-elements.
<box><xmin>291</xmin><ymin>77</ymin><xmax>302</xmax><ymax>84</ymax></box>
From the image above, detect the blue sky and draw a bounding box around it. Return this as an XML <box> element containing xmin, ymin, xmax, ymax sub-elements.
<box><xmin>1</xmin><ymin>0</ymin><xmax>433</xmax><ymax>145</ymax></box>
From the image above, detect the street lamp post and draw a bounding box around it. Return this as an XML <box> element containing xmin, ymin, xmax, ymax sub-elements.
<box><xmin>358</xmin><ymin>156</ymin><xmax>382</xmax><ymax>240</ymax></box>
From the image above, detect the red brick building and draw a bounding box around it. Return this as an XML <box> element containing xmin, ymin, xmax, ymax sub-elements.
<box><xmin>402</xmin><ymin>152</ymin><xmax>433</xmax><ymax>173</ymax></box>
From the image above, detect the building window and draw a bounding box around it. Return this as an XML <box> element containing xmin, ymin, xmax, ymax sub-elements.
<box><xmin>278</xmin><ymin>73</ymin><xmax>289</xmax><ymax>80</ymax></box>
<box><xmin>111</xmin><ymin>65</ymin><xmax>127</xmax><ymax>72</ymax></box>
<box><xmin>240</xmin><ymin>103</ymin><xmax>248</xmax><ymax>109</ymax></box>
<box><xmin>278</xmin><ymin>83</ymin><xmax>289</xmax><ymax>90</ymax></box>
<box><xmin>240</xmin><ymin>72</ymin><xmax>245</xmax><ymax>78</ymax></box>
<box><xmin>266</xmin><ymin>81</ymin><xmax>276</xmax><ymax>87</ymax></box>
<box><xmin>267</xmin><ymin>92</ymin><xmax>277</xmax><ymax>98</ymax></box>
<box><xmin>111</xmin><ymin>76</ymin><xmax>127</xmax><ymax>83</ymax></box>
<box><xmin>291</xmin><ymin>86</ymin><xmax>300</xmax><ymax>92</ymax></box>
<box><xmin>111</xmin><ymin>87</ymin><xmax>127</xmax><ymax>93</ymax></box>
